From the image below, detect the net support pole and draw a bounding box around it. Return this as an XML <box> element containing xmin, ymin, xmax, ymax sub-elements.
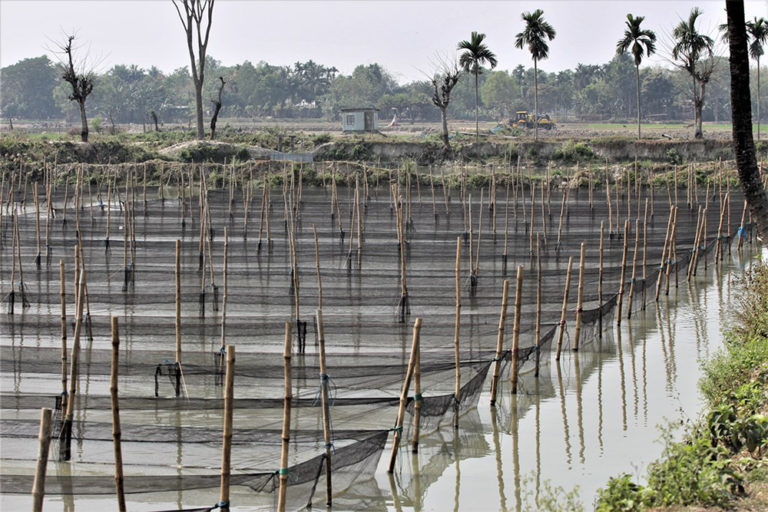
<box><xmin>219</xmin><ymin>345</ymin><xmax>235</xmax><ymax>511</ymax></box>
<box><xmin>411</xmin><ymin>330</ymin><xmax>421</xmax><ymax>453</ymax></box>
<box><xmin>627</xmin><ymin>218</ymin><xmax>640</xmax><ymax>319</ymax></box>
<box><xmin>598</xmin><ymin>221</ymin><xmax>605</xmax><ymax>335</ymax></box>
<box><xmin>556</xmin><ymin>257</ymin><xmax>574</xmax><ymax>360</ymax></box>
<box><xmin>452</xmin><ymin>237</ymin><xmax>461</xmax><ymax>429</ymax></box>
<box><xmin>175</xmin><ymin>240</ymin><xmax>182</xmax><ymax>365</ymax></box>
<box><xmin>277</xmin><ymin>322</ymin><xmax>292</xmax><ymax>512</ymax></box>
<box><xmin>220</xmin><ymin>229</ymin><xmax>229</xmax><ymax>353</ymax></box>
<box><xmin>510</xmin><ymin>266</ymin><xmax>523</xmax><ymax>394</ymax></box>
<box><xmin>535</xmin><ymin>234</ymin><xmax>542</xmax><ymax>376</ymax></box>
<box><xmin>387</xmin><ymin>317</ymin><xmax>421</xmax><ymax>473</ymax></box>
<box><xmin>489</xmin><ymin>280</ymin><xmax>510</xmax><ymax>407</ymax></box>
<box><xmin>616</xmin><ymin>220</ymin><xmax>630</xmax><ymax>325</ymax></box>
<box><xmin>738</xmin><ymin>199</ymin><xmax>748</xmax><ymax>251</ymax></box>
<box><xmin>316</xmin><ymin>309</ymin><xmax>333</xmax><ymax>506</ymax></box>
<box><xmin>110</xmin><ymin>317</ymin><xmax>127</xmax><ymax>512</ymax></box>
<box><xmin>665</xmin><ymin>207</ymin><xmax>679</xmax><ymax>295</ymax></box>
<box><xmin>655</xmin><ymin>208</ymin><xmax>674</xmax><ymax>301</ymax></box>
<box><xmin>59</xmin><ymin>260</ymin><xmax>68</xmax><ymax>415</ymax></box>
<box><xmin>573</xmin><ymin>242</ymin><xmax>585</xmax><ymax>351</ymax></box>
<box><xmin>61</xmin><ymin>269</ymin><xmax>85</xmax><ymax>462</ymax></box>
<box><xmin>32</xmin><ymin>407</ymin><xmax>53</xmax><ymax>512</ymax></box>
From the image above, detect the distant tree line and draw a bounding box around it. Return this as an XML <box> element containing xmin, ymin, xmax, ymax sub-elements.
<box><xmin>1</xmin><ymin>52</ymin><xmax>765</xmax><ymax>128</ymax></box>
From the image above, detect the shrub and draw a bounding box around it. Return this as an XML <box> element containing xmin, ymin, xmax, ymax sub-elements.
<box><xmin>595</xmin><ymin>474</ymin><xmax>650</xmax><ymax>512</ymax></box>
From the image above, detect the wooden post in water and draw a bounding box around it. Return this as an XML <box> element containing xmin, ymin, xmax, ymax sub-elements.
<box><xmin>627</xmin><ymin>218</ymin><xmax>640</xmax><ymax>318</ymax></box>
<box><xmin>738</xmin><ymin>200</ymin><xmax>748</xmax><ymax>251</ymax></box>
<box><xmin>598</xmin><ymin>221</ymin><xmax>605</xmax><ymax>334</ymax></box>
<box><xmin>110</xmin><ymin>317</ymin><xmax>127</xmax><ymax>512</ymax></box>
<box><xmin>61</xmin><ymin>270</ymin><xmax>85</xmax><ymax>461</ymax></box>
<box><xmin>219</xmin><ymin>345</ymin><xmax>235</xmax><ymax>511</ymax></box>
<box><xmin>277</xmin><ymin>322</ymin><xmax>292</xmax><ymax>512</ymax></box>
<box><xmin>220</xmin><ymin>229</ymin><xmax>229</xmax><ymax>352</ymax></box>
<box><xmin>556</xmin><ymin>257</ymin><xmax>574</xmax><ymax>360</ymax></box>
<box><xmin>510</xmin><ymin>266</ymin><xmax>523</xmax><ymax>394</ymax></box>
<box><xmin>31</xmin><ymin>407</ymin><xmax>53</xmax><ymax>512</ymax></box>
<box><xmin>616</xmin><ymin>220</ymin><xmax>629</xmax><ymax>325</ymax></box>
<box><xmin>535</xmin><ymin>233</ymin><xmax>542</xmax><ymax>376</ymax></box>
<box><xmin>59</xmin><ymin>260</ymin><xmax>68</xmax><ymax>414</ymax></box>
<box><xmin>655</xmin><ymin>208</ymin><xmax>674</xmax><ymax>301</ymax></box>
<box><xmin>316</xmin><ymin>309</ymin><xmax>333</xmax><ymax>506</ymax></box>
<box><xmin>175</xmin><ymin>240</ymin><xmax>182</xmax><ymax>364</ymax></box>
<box><xmin>411</xmin><ymin>330</ymin><xmax>421</xmax><ymax>453</ymax></box>
<box><xmin>666</xmin><ymin>207</ymin><xmax>678</xmax><ymax>295</ymax></box>
<box><xmin>452</xmin><ymin>237</ymin><xmax>461</xmax><ymax>428</ymax></box>
<box><xmin>387</xmin><ymin>318</ymin><xmax>421</xmax><ymax>473</ymax></box>
<box><xmin>573</xmin><ymin>242</ymin><xmax>585</xmax><ymax>350</ymax></box>
<box><xmin>489</xmin><ymin>280</ymin><xmax>510</xmax><ymax>406</ymax></box>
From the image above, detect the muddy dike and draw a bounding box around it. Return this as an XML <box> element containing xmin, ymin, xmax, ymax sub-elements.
<box><xmin>4</xmin><ymin>134</ymin><xmax>765</xmax><ymax>169</ymax></box>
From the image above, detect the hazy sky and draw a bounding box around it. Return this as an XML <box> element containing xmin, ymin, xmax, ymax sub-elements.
<box><xmin>1</xmin><ymin>1</ymin><xmax>766</xmax><ymax>83</ymax></box>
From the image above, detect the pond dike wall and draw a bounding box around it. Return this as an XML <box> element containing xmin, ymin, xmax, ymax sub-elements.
<box><xmin>313</xmin><ymin>139</ymin><xmax>735</xmax><ymax>164</ymax></box>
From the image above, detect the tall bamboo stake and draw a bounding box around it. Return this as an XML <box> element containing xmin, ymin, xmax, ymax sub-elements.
<box><xmin>510</xmin><ymin>265</ymin><xmax>523</xmax><ymax>394</ymax></box>
<box><xmin>220</xmin><ymin>228</ymin><xmax>228</xmax><ymax>350</ymax></box>
<box><xmin>573</xmin><ymin>242</ymin><xmax>585</xmax><ymax>350</ymax></box>
<box><xmin>387</xmin><ymin>317</ymin><xmax>421</xmax><ymax>473</ymax></box>
<box><xmin>627</xmin><ymin>218</ymin><xmax>640</xmax><ymax>318</ymax></box>
<box><xmin>31</xmin><ymin>407</ymin><xmax>53</xmax><ymax>512</ymax></box>
<box><xmin>61</xmin><ymin>270</ymin><xmax>85</xmax><ymax>461</ymax></box>
<box><xmin>277</xmin><ymin>322</ymin><xmax>292</xmax><ymax>512</ymax></box>
<box><xmin>489</xmin><ymin>280</ymin><xmax>510</xmax><ymax>406</ymax></box>
<box><xmin>316</xmin><ymin>309</ymin><xmax>333</xmax><ymax>506</ymax></box>
<box><xmin>616</xmin><ymin>220</ymin><xmax>630</xmax><ymax>325</ymax></box>
<box><xmin>535</xmin><ymin>233</ymin><xmax>542</xmax><ymax>377</ymax></box>
<box><xmin>452</xmin><ymin>237</ymin><xmax>461</xmax><ymax>429</ymax></box>
<box><xmin>655</xmin><ymin>208</ymin><xmax>674</xmax><ymax>301</ymax></box>
<box><xmin>110</xmin><ymin>317</ymin><xmax>127</xmax><ymax>512</ymax></box>
<box><xmin>59</xmin><ymin>260</ymin><xmax>68</xmax><ymax>414</ymax></box>
<box><xmin>175</xmin><ymin>240</ymin><xmax>182</xmax><ymax>364</ymax></box>
<box><xmin>219</xmin><ymin>345</ymin><xmax>235</xmax><ymax>511</ymax></box>
<box><xmin>411</xmin><ymin>331</ymin><xmax>421</xmax><ymax>453</ymax></box>
<box><xmin>556</xmin><ymin>257</ymin><xmax>574</xmax><ymax>360</ymax></box>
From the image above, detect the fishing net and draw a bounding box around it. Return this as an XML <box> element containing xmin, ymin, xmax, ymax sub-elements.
<box><xmin>0</xmin><ymin>164</ymin><xmax>751</xmax><ymax>508</ymax></box>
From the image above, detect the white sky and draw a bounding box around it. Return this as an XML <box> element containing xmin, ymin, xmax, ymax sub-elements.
<box><xmin>1</xmin><ymin>0</ymin><xmax>766</xmax><ymax>84</ymax></box>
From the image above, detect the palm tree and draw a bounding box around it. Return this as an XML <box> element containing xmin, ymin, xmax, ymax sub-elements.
<box><xmin>746</xmin><ymin>17</ymin><xmax>767</xmax><ymax>140</ymax></box>
<box><xmin>672</xmin><ymin>8</ymin><xmax>714</xmax><ymax>139</ymax></box>
<box><xmin>515</xmin><ymin>9</ymin><xmax>556</xmax><ymax>141</ymax></box>
<box><xmin>458</xmin><ymin>31</ymin><xmax>498</xmax><ymax>139</ymax></box>
<box><xmin>616</xmin><ymin>14</ymin><xmax>656</xmax><ymax>139</ymax></box>
<box><xmin>725</xmin><ymin>1</ymin><xmax>768</xmax><ymax>240</ymax></box>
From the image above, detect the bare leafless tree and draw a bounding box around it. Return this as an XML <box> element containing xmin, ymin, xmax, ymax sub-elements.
<box><xmin>430</xmin><ymin>60</ymin><xmax>462</xmax><ymax>150</ymax></box>
<box><xmin>209</xmin><ymin>76</ymin><xmax>226</xmax><ymax>140</ymax></box>
<box><xmin>172</xmin><ymin>0</ymin><xmax>215</xmax><ymax>139</ymax></box>
<box><xmin>58</xmin><ymin>35</ymin><xmax>95</xmax><ymax>142</ymax></box>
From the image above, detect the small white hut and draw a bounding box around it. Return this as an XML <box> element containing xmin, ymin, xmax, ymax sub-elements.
<box><xmin>341</xmin><ymin>107</ymin><xmax>379</xmax><ymax>132</ymax></box>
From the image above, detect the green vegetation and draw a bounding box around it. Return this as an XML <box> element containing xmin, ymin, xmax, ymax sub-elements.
<box><xmin>596</xmin><ymin>264</ymin><xmax>768</xmax><ymax>510</ymax></box>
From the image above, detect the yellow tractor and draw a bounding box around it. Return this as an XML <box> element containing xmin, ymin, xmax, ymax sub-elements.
<box><xmin>511</xmin><ymin>110</ymin><xmax>555</xmax><ymax>130</ymax></box>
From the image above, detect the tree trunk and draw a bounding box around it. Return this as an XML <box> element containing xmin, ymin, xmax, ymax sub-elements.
<box><xmin>694</xmin><ymin>91</ymin><xmax>704</xmax><ymax>139</ymax></box>
<box><xmin>757</xmin><ymin>56</ymin><xmax>761</xmax><ymax>141</ymax></box>
<box><xmin>194</xmin><ymin>79</ymin><xmax>204</xmax><ymax>139</ymax></box>
<box><xmin>78</xmin><ymin>100</ymin><xmax>89</xmax><ymax>143</ymax></box>
<box><xmin>636</xmin><ymin>64</ymin><xmax>641</xmax><ymax>140</ymax></box>
<box><xmin>440</xmin><ymin>106</ymin><xmax>450</xmax><ymax>149</ymax></box>
<box><xmin>474</xmin><ymin>71</ymin><xmax>479</xmax><ymax>140</ymax></box>
<box><xmin>727</xmin><ymin>0</ymin><xmax>768</xmax><ymax>241</ymax></box>
<box><xmin>534</xmin><ymin>58</ymin><xmax>539</xmax><ymax>142</ymax></box>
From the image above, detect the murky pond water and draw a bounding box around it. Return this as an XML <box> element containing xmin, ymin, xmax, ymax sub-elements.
<box><xmin>0</xmin><ymin>176</ymin><xmax>758</xmax><ymax>511</ymax></box>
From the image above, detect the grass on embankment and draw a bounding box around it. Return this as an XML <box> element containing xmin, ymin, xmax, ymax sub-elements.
<box><xmin>595</xmin><ymin>265</ymin><xmax>768</xmax><ymax>511</ymax></box>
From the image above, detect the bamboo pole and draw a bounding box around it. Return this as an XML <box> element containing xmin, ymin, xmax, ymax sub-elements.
<box><xmin>510</xmin><ymin>265</ymin><xmax>523</xmax><ymax>394</ymax></box>
<box><xmin>175</xmin><ymin>240</ymin><xmax>182</xmax><ymax>364</ymax></box>
<box><xmin>573</xmin><ymin>242</ymin><xmax>585</xmax><ymax>350</ymax></box>
<box><xmin>627</xmin><ymin>218</ymin><xmax>640</xmax><ymax>318</ymax></box>
<box><xmin>535</xmin><ymin>233</ymin><xmax>542</xmax><ymax>376</ymax></box>
<box><xmin>655</xmin><ymin>208</ymin><xmax>674</xmax><ymax>301</ymax></box>
<box><xmin>277</xmin><ymin>322</ymin><xmax>292</xmax><ymax>512</ymax></box>
<box><xmin>220</xmin><ymin>229</ymin><xmax>228</xmax><ymax>351</ymax></box>
<box><xmin>411</xmin><ymin>330</ymin><xmax>421</xmax><ymax>453</ymax></box>
<box><xmin>556</xmin><ymin>257</ymin><xmax>574</xmax><ymax>360</ymax></box>
<box><xmin>489</xmin><ymin>280</ymin><xmax>510</xmax><ymax>407</ymax></box>
<box><xmin>616</xmin><ymin>220</ymin><xmax>630</xmax><ymax>325</ymax></box>
<box><xmin>738</xmin><ymin>200</ymin><xmax>748</xmax><ymax>251</ymax></box>
<box><xmin>59</xmin><ymin>260</ymin><xmax>68</xmax><ymax>414</ymax></box>
<box><xmin>316</xmin><ymin>309</ymin><xmax>333</xmax><ymax>506</ymax></box>
<box><xmin>452</xmin><ymin>237</ymin><xmax>461</xmax><ymax>429</ymax></box>
<box><xmin>110</xmin><ymin>317</ymin><xmax>127</xmax><ymax>512</ymax></box>
<box><xmin>31</xmin><ymin>408</ymin><xmax>53</xmax><ymax>512</ymax></box>
<box><xmin>61</xmin><ymin>269</ymin><xmax>85</xmax><ymax>461</ymax></box>
<box><xmin>387</xmin><ymin>317</ymin><xmax>421</xmax><ymax>473</ymax></box>
<box><xmin>666</xmin><ymin>207</ymin><xmax>678</xmax><ymax>295</ymax></box>
<box><xmin>219</xmin><ymin>345</ymin><xmax>235</xmax><ymax>511</ymax></box>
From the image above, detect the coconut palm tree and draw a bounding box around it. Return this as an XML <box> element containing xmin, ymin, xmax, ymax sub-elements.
<box><xmin>458</xmin><ymin>31</ymin><xmax>498</xmax><ymax>139</ymax></box>
<box><xmin>616</xmin><ymin>14</ymin><xmax>656</xmax><ymax>139</ymax></box>
<box><xmin>515</xmin><ymin>9</ymin><xmax>556</xmax><ymax>141</ymax></box>
<box><xmin>746</xmin><ymin>17</ymin><xmax>767</xmax><ymax>140</ymax></box>
<box><xmin>672</xmin><ymin>7</ymin><xmax>714</xmax><ymax>139</ymax></box>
